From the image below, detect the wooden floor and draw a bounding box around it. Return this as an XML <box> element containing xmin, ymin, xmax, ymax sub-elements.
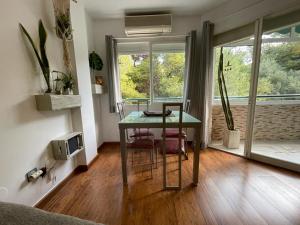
<box><xmin>38</xmin><ymin>143</ymin><xmax>300</xmax><ymax>225</ymax></box>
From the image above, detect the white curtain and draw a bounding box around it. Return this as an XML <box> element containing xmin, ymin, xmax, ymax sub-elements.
<box><xmin>105</xmin><ymin>35</ymin><xmax>121</xmax><ymax>113</ymax></box>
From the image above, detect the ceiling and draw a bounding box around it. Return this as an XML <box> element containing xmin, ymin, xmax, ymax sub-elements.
<box><xmin>84</xmin><ymin>0</ymin><xmax>229</xmax><ymax>19</ymax></box>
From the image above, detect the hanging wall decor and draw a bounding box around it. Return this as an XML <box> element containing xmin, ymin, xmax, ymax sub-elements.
<box><xmin>52</xmin><ymin>0</ymin><xmax>75</xmax><ymax>74</ymax></box>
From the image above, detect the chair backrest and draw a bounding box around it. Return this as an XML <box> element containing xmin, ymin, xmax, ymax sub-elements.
<box><xmin>162</xmin><ymin>102</ymin><xmax>183</xmax><ymax>190</ymax></box>
<box><xmin>116</xmin><ymin>101</ymin><xmax>130</xmax><ymax>141</ymax></box>
<box><xmin>116</xmin><ymin>101</ymin><xmax>125</xmax><ymax>120</ymax></box>
<box><xmin>136</xmin><ymin>99</ymin><xmax>149</xmax><ymax>112</ymax></box>
<box><xmin>184</xmin><ymin>99</ymin><xmax>191</xmax><ymax>113</ymax></box>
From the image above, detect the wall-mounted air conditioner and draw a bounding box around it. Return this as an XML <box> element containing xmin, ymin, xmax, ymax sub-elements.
<box><xmin>125</xmin><ymin>14</ymin><xmax>172</xmax><ymax>36</ymax></box>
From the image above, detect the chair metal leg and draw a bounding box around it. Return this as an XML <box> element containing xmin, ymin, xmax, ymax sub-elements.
<box><xmin>131</xmin><ymin>150</ymin><xmax>134</xmax><ymax>167</ymax></box>
<box><xmin>150</xmin><ymin>148</ymin><xmax>153</xmax><ymax>178</ymax></box>
<box><xmin>156</xmin><ymin>146</ymin><xmax>158</xmax><ymax>169</ymax></box>
<box><xmin>163</xmin><ymin>142</ymin><xmax>182</xmax><ymax>190</ymax></box>
<box><xmin>184</xmin><ymin>137</ymin><xmax>188</xmax><ymax>160</ymax></box>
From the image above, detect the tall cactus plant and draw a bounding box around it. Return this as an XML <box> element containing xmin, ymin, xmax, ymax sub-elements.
<box><xmin>218</xmin><ymin>47</ymin><xmax>235</xmax><ymax>130</ymax></box>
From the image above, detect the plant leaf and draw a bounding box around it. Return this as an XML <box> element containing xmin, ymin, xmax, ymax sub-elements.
<box><xmin>19</xmin><ymin>23</ymin><xmax>45</xmax><ymax>73</ymax></box>
<box><xmin>38</xmin><ymin>20</ymin><xmax>49</xmax><ymax>69</ymax></box>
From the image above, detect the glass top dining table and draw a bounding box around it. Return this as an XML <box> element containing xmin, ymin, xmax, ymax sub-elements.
<box><xmin>118</xmin><ymin>111</ymin><xmax>201</xmax><ymax>186</ymax></box>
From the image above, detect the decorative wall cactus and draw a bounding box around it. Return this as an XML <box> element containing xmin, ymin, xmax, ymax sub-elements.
<box><xmin>218</xmin><ymin>47</ymin><xmax>235</xmax><ymax>130</ymax></box>
<box><xmin>20</xmin><ymin>20</ymin><xmax>52</xmax><ymax>93</ymax></box>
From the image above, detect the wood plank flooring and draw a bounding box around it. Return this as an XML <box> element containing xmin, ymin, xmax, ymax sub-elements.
<box><xmin>38</xmin><ymin>143</ymin><xmax>300</xmax><ymax>225</ymax></box>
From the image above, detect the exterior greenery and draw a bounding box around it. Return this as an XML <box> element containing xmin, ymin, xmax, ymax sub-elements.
<box><xmin>214</xmin><ymin>41</ymin><xmax>300</xmax><ymax>100</ymax></box>
<box><xmin>118</xmin><ymin>52</ymin><xmax>185</xmax><ymax>100</ymax></box>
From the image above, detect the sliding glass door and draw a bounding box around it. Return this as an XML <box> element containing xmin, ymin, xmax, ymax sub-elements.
<box><xmin>210</xmin><ymin>11</ymin><xmax>300</xmax><ymax>171</ymax></box>
<box><xmin>209</xmin><ymin>37</ymin><xmax>254</xmax><ymax>156</ymax></box>
<box><xmin>250</xmin><ymin>22</ymin><xmax>300</xmax><ymax>169</ymax></box>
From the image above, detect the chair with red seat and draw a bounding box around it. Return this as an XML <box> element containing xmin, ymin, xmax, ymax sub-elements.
<box><xmin>117</xmin><ymin>101</ymin><xmax>154</xmax><ymax>138</ymax></box>
<box><xmin>116</xmin><ymin>101</ymin><xmax>156</xmax><ymax>175</ymax></box>
<box><xmin>133</xmin><ymin>99</ymin><xmax>155</xmax><ymax>138</ymax></box>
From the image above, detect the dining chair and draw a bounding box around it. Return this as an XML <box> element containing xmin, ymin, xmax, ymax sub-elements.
<box><xmin>116</xmin><ymin>101</ymin><xmax>156</xmax><ymax>175</ymax></box>
<box><xmin>132</xmin><ymin>99</ymin><xmax>155</xmax><ymax>138</ymax></box>
<box><xmin>161</xmin><ymin>99</ymin><xmax>191</xmax><ymax>159</ymax></box>
<box><xmin>116</xmin><ymin>101</ymin><xmax>154</xmax><ymax>139</ymax></box>
<box><xmin>160</xmin><ymin>102</ymin><xmax>185</xmax><ymax>190</ymax></box>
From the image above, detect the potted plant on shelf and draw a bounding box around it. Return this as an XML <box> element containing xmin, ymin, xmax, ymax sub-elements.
<box><xmin>53</xmin><ymin>70</ymin><xmax>74</xmax><ymax>95</ymax></box>
<box><xmin>218</xmin><ymin>47</ymin><xmax>240</xmax><ymax>149</ymax></box>
<box><xmin>89</xmin><ymin>51</ymin><xmax>103</xmax><ymax>76</ymax></box>
<box><xmin>89</xmin><ymin>51</ymin><xmax>104</xmax><ymax>94</ymax></box>
<box><xmin>20</xmin><ymin>20</ymin><xmax>51</xmax><ymax>94</ymax></box>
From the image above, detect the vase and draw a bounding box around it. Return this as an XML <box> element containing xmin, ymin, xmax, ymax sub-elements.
<box><xmin>223</xmin><ymin>129</ymin><xmax>240</xmax><ymax>149</ymax></box>
<box><xmin>63</xmin><ymin>88</ymin><xmax>73</xmax><ymax>95</ymax></box>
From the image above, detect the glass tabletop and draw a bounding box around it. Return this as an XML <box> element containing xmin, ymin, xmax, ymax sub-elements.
<box><xmin>119</xmin><ymin>111</ymin><xmax>201</xmax><ymax>128</ymax></box>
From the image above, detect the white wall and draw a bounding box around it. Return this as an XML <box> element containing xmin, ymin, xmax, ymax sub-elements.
<box><xmin>70</xmin><ymin>2</ymin><xmax>98</xmax><ymax>163</ymax></box>
<box><xmin>0</xmin><ymin>0</ymin><xmax>76</xmax><ymax>206</ymax></box>
<box><xmin>85</xmin><ymin>13</ymin><xmax>104</xmax><ymax>147</ymax></box>
<box><xmin>92</xmin><ymin>16</ymin><xmax>201</xmax><ymax>142</ymax></box>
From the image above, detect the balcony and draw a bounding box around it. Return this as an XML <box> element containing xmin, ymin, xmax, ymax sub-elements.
<box><xmin>209</xmin><ymin>95</ymin><xmax>300</xmax><ymax>165</ymax></box>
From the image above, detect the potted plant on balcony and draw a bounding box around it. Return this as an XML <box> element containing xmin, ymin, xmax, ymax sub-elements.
<box><xmin>218</xmin><ymin>47</ymin><xmax>240</xmax><ymax>149</ymax></box>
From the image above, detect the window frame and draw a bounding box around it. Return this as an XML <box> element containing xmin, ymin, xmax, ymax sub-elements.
<box><xmin>212</xmin><ymin>23</ymin><xmax>300</xmax><ymax>106</ymax></box>
<box><xmin>116</xmin><ymin>37</ymin><xmax>187</xmax><ymax>104</ymax></box>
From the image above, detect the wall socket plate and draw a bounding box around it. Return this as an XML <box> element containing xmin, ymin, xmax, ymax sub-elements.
<box><xmin>26</xmin><ymin>168</ymin><xmax>38</xmax><ymax>182</ymax></box>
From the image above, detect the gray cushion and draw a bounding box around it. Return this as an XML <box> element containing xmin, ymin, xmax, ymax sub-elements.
<box><xmin>0</xmin><ymin>202</ymin><xmax>103</xmax><ymax>225</ymax></box>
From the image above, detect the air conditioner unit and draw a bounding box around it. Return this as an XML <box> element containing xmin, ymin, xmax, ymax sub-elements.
<box><xmin>125</xmin><ymin>14</ymin><xmax>172</xmax><ymax>36</ymax></box>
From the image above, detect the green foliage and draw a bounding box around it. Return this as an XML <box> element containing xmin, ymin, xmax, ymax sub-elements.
<box><xmin>53</xmin><ymin>70</ymin><xmax>74</xmax><ymax>91</ymax></box>
<box><xmin>89</xmin><ymin>51</ymin><xmax>103</xmax><ymax>71</ymax></box>
<box><xmin>214</xmin><ymin>41</ymin><xmax>300</xmax><ymax>99</ymax></box>
<box><xmin>264</xmin><ymin>43</ymin><xmax>300</xmax><ymax>71</ymax></box>
<box><xmin>20</xmin><ymin>20</ymin><xmax>51</xmax><ymax>93</ymax></box>
<box><xmin>118</xmin><ymin>52</ymin><xmax>185</xmax><ymax>100</ymax></box>
<box><xmin>153</xmin><ymin>53</ymin><xmax>185</xmax><ymax>98</ymax></box>
<box><xmin>119</xmin><ymin>55</ymin><xmax>150</xmax><ymax>99</ymax></box>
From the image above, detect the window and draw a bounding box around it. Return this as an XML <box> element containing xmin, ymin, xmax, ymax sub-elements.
<box><xmin>117</xmin><ymin>41</ymin><xmax>186</xmax><ymax>102</ymax></box>
<box><xmin>152</xmin><ymin>43</ymin><xmax>185</xmax><ymax>102</ymax></box>
<box><xmin>258</xmin><ymin>23</ymin><xmax>300</xmax><ymax>101</ymax></box>
<box><xmin>213</xmin><ymin>23</ymin><xmax>300</xmax><ymax>103</ymax></box>
<box><xmin>118</xmin><ymin>42</ymin><xmax>150</xmax><ymax>100</ymax></box>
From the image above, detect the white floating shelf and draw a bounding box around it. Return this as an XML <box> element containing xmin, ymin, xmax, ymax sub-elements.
<box><xmin>35</xmin><ymin>94</ymin><xmax>81</xmax><ymax>111</ymax></box>
<box><xmin>92</xmin><ymin>84</ymin><xmax>104</xmax><ymax>94</ymax></box>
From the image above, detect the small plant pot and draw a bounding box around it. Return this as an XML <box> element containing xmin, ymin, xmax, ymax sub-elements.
<box><xmin>63</xmin><ymin>88</ymin><xmax>73</xmax><ymax>95</ymax></box>
<box><xmin>223</xmin><ymin>129</ymin><xmax>240</xmax><ymax>149</ymax></box>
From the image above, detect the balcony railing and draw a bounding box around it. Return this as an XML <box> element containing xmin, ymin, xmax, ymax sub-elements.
<box><xmin>214</xmin><ymin>94</ymin><xmax>300</xmax><ymax>101</ymax></box>
<box><xmin>124</xmin><ymin>96</ymin><xmax>183</xmax><ymax>104</ymax></box>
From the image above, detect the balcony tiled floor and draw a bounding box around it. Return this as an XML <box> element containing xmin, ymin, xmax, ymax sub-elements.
<box><xmin>209</xmin><ymin>140</ymin><xmax>300</xmax><ymax>165</ymax></box>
